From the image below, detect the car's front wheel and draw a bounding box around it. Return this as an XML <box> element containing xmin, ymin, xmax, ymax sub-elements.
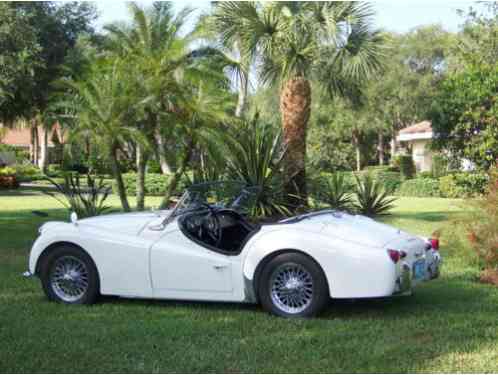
<box><xmin>258</xmin><ymin>252</ymin><xmax>329</xmax><ymax>318</ymax></box>
<box><xmin>39</xmin><ymin>245</ymin><xmax>99</xmax><ymax>304</ymax></box>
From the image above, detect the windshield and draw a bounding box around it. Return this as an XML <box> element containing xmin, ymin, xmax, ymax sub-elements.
<box><xmin>164</xmin><ymin>181</ymin><xmax>260</xmax><ymax>224</ymax></box>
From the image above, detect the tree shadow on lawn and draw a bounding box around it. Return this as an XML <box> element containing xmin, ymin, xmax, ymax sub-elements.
<box><xmin>385</xmin><ymin>211</ymin><xmax>456</xmax><ymax>223</ymax></box>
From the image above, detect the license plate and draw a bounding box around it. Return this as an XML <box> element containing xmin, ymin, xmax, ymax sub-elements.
<box><xmin>413</xmin><ymin>259</ymin><xmax>426</xmax><ymax>280</ymax></box>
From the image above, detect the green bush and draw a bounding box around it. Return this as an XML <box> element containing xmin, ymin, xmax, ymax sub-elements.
<box><xmin>396</xmin><ymin>178</ymin><xmax>441</xmax><ymax>197</ymax></box>
<box><xmin>439</xmin><ymin>172</ymin><xmax>488</xmax><ymax>198</ymax></box>
<box><xmin>2</xmin><ymin>163</ymin><xmax>43</xmax><ymax>182</ymax></box>
<box><xmin>0</xmin><ymin>166</ymin><xmax>16</xmax><ymax>176</ymax></box>
<box><xmin>114</xmin><ymin>173</ymin><xmax>191</xmax><ymax>196</ymax></box>
<box><xmin>395</xmin><ymin>155</ymin><xmax>416</xmax><ymax>179</ymax></box>
<box><xmin>431</xmin><ymin>154</ymin><xmax>448</xmax><ymax>178</ymax></box>
<box><xmin>362</xmin><ymin>165</ymin><xmax>399</xmax><ymax>173</ymax></box>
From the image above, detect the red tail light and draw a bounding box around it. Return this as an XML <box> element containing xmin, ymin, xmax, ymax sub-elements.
<box><xmin>430</xmin><ymin>238</ymin><xmax>439</xmax><ymax>251</ymax></box>
<box><xmin>387</xmin><ymin>249</ymin><xmax>401</xmax><ymax>263</ymax></box>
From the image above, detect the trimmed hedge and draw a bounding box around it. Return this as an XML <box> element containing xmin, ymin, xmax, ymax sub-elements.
<box><xmin>439</xmin><ymin>173</ymin><xmax>488</xmax><ymax>198</ymax></box>
<box><xmin>396</xmin><ymin>178</ymin><xmax>441</xmax><ymax>197</ymax></box>
<box><xmin>113</xmin><ymin>173</ymin><xmax>191</xmax><ymax>196</ymax></box>
<box><xmin>320</xmin><ymin>170</ymin><xmax>488</xmax><ymax>198</ymax></box>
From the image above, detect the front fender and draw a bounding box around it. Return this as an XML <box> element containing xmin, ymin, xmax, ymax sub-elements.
<box><xmin>242</xmin><ymin>227</ymin><xmax>397</xmax><ymax>299</ymax></box>
<box><xmin>29</xmin><ymin>222</ymin><xmax>78</xmax><ymax>275</ymax></box>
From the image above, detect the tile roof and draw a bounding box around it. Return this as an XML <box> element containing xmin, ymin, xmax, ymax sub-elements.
<box><xmin>0</xmin><ymin>123</ymin><xmax>64</xmax><ymax>147</ymax></box>
<box><xmin>399</xmin><ymin>120</ymin><xmax>432</xmax><ymax>134</ymax></box>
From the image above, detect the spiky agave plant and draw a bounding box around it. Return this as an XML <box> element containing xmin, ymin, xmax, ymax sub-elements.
<box><xmin>353</xmin><ymin>173</ymin><xmax>396</xmax><ymax>216</ymax></box>
<box><xmin>313</xmin><ymin>173</ymin><xmax>354</xmax><ymax>212</ymax></box>
<box><xmin>203</xmin><ymin>116</ymin><xmax>291</xmax><ymax>219</ymax></box>
<box><xmin>44</xmin><ymin>173</ymin><xmax>112</xmax><ymax>218</ymax></box>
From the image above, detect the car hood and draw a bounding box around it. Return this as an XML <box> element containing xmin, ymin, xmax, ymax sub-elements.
<box><xmin>78</xmin><ymin>211</ymin><xmax>170</xmax><ymax>235</ymax></box>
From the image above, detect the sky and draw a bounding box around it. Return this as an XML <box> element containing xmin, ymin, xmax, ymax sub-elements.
<box><xmin>93</xmin><ymin>0</ymin><xmax>476</xmax><ymax>34</ymax></box>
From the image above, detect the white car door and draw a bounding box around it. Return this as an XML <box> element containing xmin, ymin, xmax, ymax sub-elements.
<box><xmin>149</xmin><ymin>222</ymin><xmax>239</xmax><ymax>301</ymax></box>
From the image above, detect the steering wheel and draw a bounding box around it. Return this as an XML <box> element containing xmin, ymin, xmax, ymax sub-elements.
<box><xmin>197</xmin><ymin>207</ymin><xmax>222</xmax><ymax>247</ymax></box>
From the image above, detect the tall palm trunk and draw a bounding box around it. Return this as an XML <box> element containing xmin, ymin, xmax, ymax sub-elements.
<box><xmin>235</xmin><ymin>71</ymin><xmax>248</xmax><ymax>118</ymax></box>
<box><xmin>352</xmin><ymin>129</ymin><xmax>361</xmax><ymax>172</ymax></box>
<box><xmin>136</xmin><ymin>144</ymin><xmax>148</xmax><ymax>211</ymax></box>
<box><xmin>159</xmin><ymin>138</ymin><xmax>194</xmax><ymax>210</ymax></box>
<box><xmin>31</xmin><ymin>124</ymin><xmax>39</xmax><ymax>165</ymax></box>
<box><xmin>390</xmin><ymin>126</ymin><xmax>397</xmax><ymax>164</ymax></box>
<box><xmin>109</xmin><ymin>143</ymin><xmax>131</xmax><ymax>212</ymax></box>
<box><xmin>378</xmin><ymin>131</ymin><xmax>384</xmax><ymax>166</ymax></box>
<box><xmin>155</xmin><ymin>130</ymin><xmax>172</xmax><ymax>174</ymax></box>
<box><xmin>280</xmin><ymin>77</ymin><xmax>311</xmax><ymax>207</ymax></box>
<box><xmin>234</xmin><ymin>40</ymin><xmax>248</xmax><ymax>118</ymax></box>
<box><xmin>38</xmin><ymin>127</ymin><xmax>49</xmax><ymax>173</ymax></box>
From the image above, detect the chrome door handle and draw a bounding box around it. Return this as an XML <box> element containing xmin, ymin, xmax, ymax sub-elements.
<box><xmin>213</xmin><ymin>264</ymin><xmax>228</xmax><ymax>269</ymax></box>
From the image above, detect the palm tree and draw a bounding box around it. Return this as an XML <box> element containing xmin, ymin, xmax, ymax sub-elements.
<box><xmin>65</xmin><ymin>64</ymin><xmax>141</xmax><ymax>212</ymax></box>
<box><xmin>105</xmin><ymin>2</ymin><xmax>193</xmax><ymax>209</ymax></box>
<box><xmin>197</xmin><ymin>9</ymin><xmax>251</xmax><ymax>118</ymax></box>
<box><xmin>158</xmin><ymin>76</ymin><xmax>234</xmax><ymax>209</ymax></box>
<box><xmin>213</xmin><ymin>2</ymin><xmax>386</xmax><ymax>204</ymax></box>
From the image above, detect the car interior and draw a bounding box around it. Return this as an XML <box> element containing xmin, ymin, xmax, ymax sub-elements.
<box><xmin>179</xmin><ymin>209</ymin><xmax>260</xmax><ymax>255</ymax></box>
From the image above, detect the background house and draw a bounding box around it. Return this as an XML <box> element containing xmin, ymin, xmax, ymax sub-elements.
<box><xmin>395</xmin><ymin>120</ymin><xmax>434</xmax><ymax>172</ymax></box>
<box><xmin>0</xmin><ymin>124</ymin><xmax>64</xmax><ymax>165</ymax></box>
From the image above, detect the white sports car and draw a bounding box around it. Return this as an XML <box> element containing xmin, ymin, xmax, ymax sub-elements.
<box><xmin>25</xmin><ymin>182</ymin><xmax>442</xmax><ymax>318</ymax></box>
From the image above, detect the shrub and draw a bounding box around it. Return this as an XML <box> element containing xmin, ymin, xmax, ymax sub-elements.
<box><xmin>311</xmin><ymin>173</ymin><xmax>354</xmax><ymax>212</ymax></box>
<box><xmin>396</xmin><ymin>155</ymin><xmax>416</xmax><ymax>179</ymax></box>
<box><xmin>396</xmin><ymin>178</ymin><xmax>441</xmax><ymax>197</ymax></box>
<box><xmin>466</xmin><ymin>168</ymin><xmax>498</xmax><ymax>274</ymax></box>
<box><xmin>431</xmin><ymin>154</ymin><xmax>448</xmax><ymax>178</ymax></box>
<box><xmin>0</xmin><ymin>166</ymin><xmax>16</xmax><ymax>176</ymax></box>
<box><xmin>439</xmin><ymin>172</ymin><xmax>488</xmax><ymax>198</ymax></box>
<box><xmin>115</xmin><ymin>173</ymin><xmax>191</xmax><ymax>196</ymax></box>
<box><xmin>44</xmin><ymin>173</ymin><xmax>112</xmax><ymax>218</ymax></box>
<box><xmin>353</xmin><ymin>174</ymin><xmax>396</xmax><ymax>216</ymax></box>
<box><xmin>0</xmin><ymin>163</ymin><xmax>43</xmax><ymax>182</ymax></box>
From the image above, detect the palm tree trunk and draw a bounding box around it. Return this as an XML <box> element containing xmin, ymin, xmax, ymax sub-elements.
<box><xmin>378</xmin><ymin>131</ymin><xmax>384</xmax><ymax>166</ymax></box>
<box><xmin>136</xmin><ymin>144</ymin><xmax>148</xmax><ymax>211</ymax></box>
<box><xmin>154</xmin><ymin>130</ymin><xmax>172</xmax><ymax>174</ymax></box>
<box><xmin>109</xmin><ymin>144</ymin><xmax>130</xmax><ymax>212</ymax></box>
<box><xmin>31</xmin><ymin>124</ymin><xmax>39</xmax><ymax>165</ymax></box>
<box><xmin>235</xmin><ymin>71</ymin><xmax>248</xmax><ymax>118</ymax></box>
<box><xmin>352</xmin><ymin>130</ymin><xmax>361</xmax><ymax>172</ymax></box>
<box><xmin>280</xmin><ymin>77</ymin><xmax>311</xmax><ymax>207</ymax></box>
<box><xmin>390</xmin><ymin>126</ymin><xmax>397</xmax><ymax>164</ymax></box>
<box><xmin>38</xmin><ymin>127</ymin><xmax>49</xmax><ymax>173</ymax></box>
<box><xmin>159</xmin><ymin>139</ymin><xmax>194</xmax><ymax>210</ymax></box>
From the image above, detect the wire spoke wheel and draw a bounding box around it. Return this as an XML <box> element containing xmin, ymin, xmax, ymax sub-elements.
<box><xmin>269</xmin><ymin>262</ymin><xmax>314</xmax><ymax>314</ymax></box>
<box><xmin>50</xmin><ymin>255</ymin><xmax>89</xmax><ymax>303</ymax></box>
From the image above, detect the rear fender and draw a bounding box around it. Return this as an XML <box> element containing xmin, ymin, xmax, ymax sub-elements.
<box><xmin>242</xmin><ymin>229</ymin><xmax>397</xmax><ymax>299</ymax></box>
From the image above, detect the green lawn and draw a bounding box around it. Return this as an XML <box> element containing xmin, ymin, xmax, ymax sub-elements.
<box><xmin>1</xmin><ymin>189</ymin><xmax>497</xmax><ymax>373</ymax></box>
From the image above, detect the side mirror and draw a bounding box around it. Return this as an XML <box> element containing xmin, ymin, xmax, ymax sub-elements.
<box><xmin>70</xmin><ymin>212</ymin><xmax>78</xmax><ymax>226</ymax></box>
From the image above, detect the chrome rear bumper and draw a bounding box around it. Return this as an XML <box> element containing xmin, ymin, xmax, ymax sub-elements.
<box><xmin>395</xmin><ymin>263</ymin><xmax>412</xmax><ymax>295</ymax></box>
<box><xmin>394</xmin><ymin>252</ymin><xmax>442</xmax><ymax>295</ymax></box>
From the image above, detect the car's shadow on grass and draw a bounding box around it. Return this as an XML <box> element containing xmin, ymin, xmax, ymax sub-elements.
<box><xmin>95</xmin><ymin>273</ymin><xmax>495</xmax><ymax>322</ymax></box>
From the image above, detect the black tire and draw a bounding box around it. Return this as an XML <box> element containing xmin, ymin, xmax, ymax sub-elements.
<box><xmin>39</xmin><ymin>245</ymin><xmax>99</xmax><ymax>304</ymax></box>
<box><xmin>258</xmin><ymin>252</ymin><xmax>329</xmax><ymax>318</ymax></box>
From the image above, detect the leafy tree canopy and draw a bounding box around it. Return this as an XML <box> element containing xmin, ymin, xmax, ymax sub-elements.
<box><xmin>0</xmin><ymin>2</ymin><xmax>96</xmax><ymax>123</ymax></box>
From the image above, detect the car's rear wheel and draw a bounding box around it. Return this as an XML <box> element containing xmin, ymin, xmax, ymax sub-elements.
<box><xmin>39</xmin><ymin>245</ymin><xmax>99</xmax><ymax>304</ymax></box>
<box><xmin>258</xmin><ymin>252</ymin><xmax>329</xmax><ymax>318</ymax></box>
